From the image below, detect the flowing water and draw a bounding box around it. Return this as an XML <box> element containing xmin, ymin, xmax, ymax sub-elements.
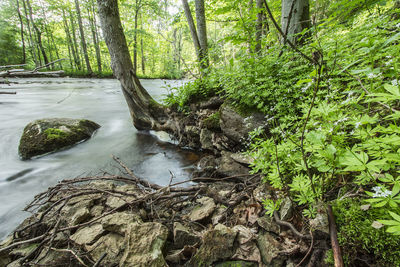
<box><xmin>0</xmin><ymin>78</ymin><xmax>198</xmax><ymax>239</ymax></box>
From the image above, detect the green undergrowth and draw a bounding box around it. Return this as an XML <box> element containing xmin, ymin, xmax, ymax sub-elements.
<box><xmin>169</xmin><ymin>1</ymin><xmax>400</xmax><ymax>265</ymax></box>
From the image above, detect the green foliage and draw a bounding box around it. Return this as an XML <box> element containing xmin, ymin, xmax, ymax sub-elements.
<box><xmin>333</xmin><ymin>199</ymin><xmax>400</xmax><ymax>266</ymax></box>
<box><xmin>0</xmin><ymin>19</ymin><xmax>22</xmax><ymax>65</ymax></box>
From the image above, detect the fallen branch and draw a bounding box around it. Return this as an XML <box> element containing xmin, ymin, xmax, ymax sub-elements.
<box><xmin>273</xmin><ymin>211</ymin><xmax>311</xmax><ymax>240</ymax></box>
<box><xmin>327</xmin><ymin>205</ymin><xmax>344</xmax><ymax>267</ymax></box>
<box><xmin>0</xmin><ymin>59</ymin><xmax>66</xmax><ymax>78</ymax></box>
<box><xmin>0</xmin><ymin>92</ymin><xmax>16</xmax><ymax>94</ymax></box>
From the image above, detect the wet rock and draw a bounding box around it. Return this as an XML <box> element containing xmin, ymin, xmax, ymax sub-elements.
<box><xmin>280</xmin><ymin>197</ymin><xmax>293</xmax><ymax>221</ymax></box>
<box><xmin>219</xmin><ymin>105</ymin><xmax>265</xmax><ymax>144</ymax></box>
<box><xmin>70</xmin><ymin>223</ymin><xmax>104</xmax><ymax>246</ymax></box>
<box><xmin>102</xmin><ymin>212</ymin><xmax>142</xmax><ymax>235</ymax></box>
<box><xmin>173</xmin><ymin>222</ymin><xmax>200</xmax><ymax>248</ymax></box>
<box><xmin>187</xmin><ymin>197</ymin><xmax>216</xmax><ymax>222</ymax></box>
<box><xmin>18</xmin><ymin>118</ymin><xmax>100</xmax><ymax>160</ymax></box>
<box><xmin>230</xmin><ymin>153</ymin><xmax>254</xmax><ymax>165</ymax></box>
<box><xmin>120</xmin><ymin>222</ymin><xmax>168</xmax><ymax>267</ymax></box>
<box><xmin>257</xmin><ymin>231</ymin><xmax>284</xmax><ymax>266</ymax></box>
<box><xmin>192</xmin><ymin>155</ymin><xmax>217</xmax><ymax>179</ymax></box>
<box><xmin>188</xmin><ymin>224</ymin><xmax>238</xmax><ymax>266</ymax></box>
<box><xmin>217</xmin><ymin>151</ymin><xmax>250</xmax><ymax>178</ymax></box>
<box><xmin>86</xmin><ymin>233</ymin><xmax>124</xmax><ymax>265</ymax></box>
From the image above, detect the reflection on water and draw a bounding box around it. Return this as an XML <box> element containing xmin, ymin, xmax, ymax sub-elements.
<box><xmin>0</xmin><ymin>77</ymin><xmax>195</xmax><ymax>239</ymax></box>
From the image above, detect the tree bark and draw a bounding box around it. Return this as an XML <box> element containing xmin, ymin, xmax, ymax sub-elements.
<box><xmin>281</xmin><ymin>0</ymin><xmax>310</xmax><ymax>44</ymax></box>
<box><xmin>88</xmin><ymin>2</ymin><xmax>102</xmax><ymax>73</ymax></box>
<box><xmin>74</xmin><ymin>0</ymin><xmax>93</xmax><ymax>74</ymax></box>
<box><xmin>97</xmin><ymin>0</ymin><xmax>169</xmax><ymax>130</ymax></box>
<box><xmin>16</xmin><ymin>0</ymin><xmax>26</xmax><ymax>64</ymax></box>
<box><xmin>195</xmin><ymin>0</ymin><xmax>209</xmax><ymax>69</ymax></box>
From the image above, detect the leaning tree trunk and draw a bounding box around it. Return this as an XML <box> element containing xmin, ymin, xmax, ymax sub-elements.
<box><xmin>97</xmin><ymin>0</ymin><xmax>170</xmax><ymax>131</ymax></box>
<box><xmin>281</xmin><ymin>0</ymin><xmax>310</xmax><ymax>45</ymax></box>
<box><xmin>194</xmin><ymin>0</ymin><xmax>209</xmax><ymax>69</ymax></box>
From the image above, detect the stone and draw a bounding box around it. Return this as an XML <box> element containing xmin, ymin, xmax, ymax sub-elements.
<box><xmin>253</xmin><ymin>183</ymin><xmax>271</xmax><ymax>203</ymax></box>
<box><xmin>232</xmin><ymin>225</ymin><xmax>261</xmax><ymax>263</ymax></box>
<box><xmin>70</xmin><ymin>224</ymin><xmax>104</xmax><ymax>246</ymax></box>
<box><xmin>120</xmin><ymin>222</ymin><xmax>168</xmax><ymax>267</ymax></box>
<box><xmin>257</xmin><ymin>215</ymin><xmax>280</xmax><ymax>234</ymax></box>
<box><xmin>187</xmin><ymin>197</ymin><xmax>216</xmax><ymax>222</ymax></box>
<box><xmin>257</xmin><ymin>231</ymin><xmax>284</xmax><ymax>266</ymax></box>
<box><xmin>280</xmin><ymin>197</ymin><xmax>293</xmax><ymax>221</ymax></box>
<box><xmin>173</xmin><ymin>222</ymin><xmax>200</xmax><ymax>248</ymax></box>
<box><xmin>199</xmin><ymin>96</ymin><xmax>224</xmax><ymax>110</ymax></box>
<box><xmin>217</xmin><ymin>151</ymin><xmax>250</xmax><ymax>177</ymax></box>
<box><xmin>71</xmin><ymin>206</ymin><xmax>91</xmax><ymax>225</ymax></box>
<box><xmin>309</xmin><ymin>203</ymin><xmax>329</xmax><ymax>235</ymax></box>
<box><xmin>215</xmin><ymin>261</ymin><xmax>257</xmax><ymax>267</ymax></box>
<box><xmin>10</xmin><ymin>243</ymin><xmax>39</xmax><ymax>257</ymax></box>
<box><xmin>230</xmin><ymin>153</ymin><xmax>254</xmax><ymax>165</ymax></box>
<box><xmin>212</xmin><ymin>206</ymin><xmax>227</xmax><ymax>225</ymax></box>
<box><xmin>18</xmin><ymin>118</ymin><xmax>100</xmax><ymax>160</ymax></box>
<box><xmin>0</xmin><ymin>236</ymin><xmax>13</xmax><ymax>266</ymax></box>
<box><xmin>86</xmin><ymin>233</ymin><xmax>124</xmax><ymax>265</ymax></box>
<box><xmin>200</xmin><ymin>128</ymin><xmax>214</xmax><ymax>150</ymax></box>
<box><xmin>188</xmin><ymin>224</ymin><xmax>238</xmax><ymax>266</ymax></box>
<box><xmin>219</xmin><ymin>105</ymin><xmax>265</xmax><ymax>144</ymax></box>
<box><xmin>90</xmin><ymin>205</ymin><xmax>104</xmax><ymax>217</ymax></box>
<box><xmin>101</xmin><ymin>212</ymin><xmax>141</xmax><ymax>235</ymax></box>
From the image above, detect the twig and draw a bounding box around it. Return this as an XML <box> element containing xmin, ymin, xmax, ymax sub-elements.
<box><xmin>0</xmin><ymin>234</ymin><xmax>47</xmax><ymax>253</ymax></box>
<box><xmin>273</xmin><ymin>211</ymin><xmax>311</xmax><ymax>239</ymax></box>
<box><xmin>93</xmin><ymin>252</ymin><xmax>107</xmax><ymax>267</ymax></box>
<box><xmin>296</xmin><ymin>229</ymin><xmax>314</xmax><ymax>267</ymax></box>
<box><xmin>327</xmin><ymin>205</ymin><xmax>344</xmax><ymax>267</ymax></box>
<box><xmin>51</xmin><ymin>247</ymin><xmax>89</xmax><ymax>267</ymax></box>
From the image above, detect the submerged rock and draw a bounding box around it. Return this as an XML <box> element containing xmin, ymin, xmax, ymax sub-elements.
<box><xmin>18</xmin><ymin>118</ymin><xmax>100</xmax><ymax>160</ymax></box>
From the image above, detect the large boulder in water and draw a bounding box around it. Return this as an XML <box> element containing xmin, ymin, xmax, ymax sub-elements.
<box><xmin>18</xmin><ymin>118</ymin><xmax>100</xmax><ymax>160</ymax></box>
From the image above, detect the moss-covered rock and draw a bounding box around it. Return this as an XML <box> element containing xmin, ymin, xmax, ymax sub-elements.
<box><xmin>18</xmin><ymin>118</ymin><xmax>100</xmax><ymax>160</ymax></box>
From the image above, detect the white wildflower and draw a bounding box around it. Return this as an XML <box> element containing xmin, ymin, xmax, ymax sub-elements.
<box><xmin>392</xmin><ymin>79</ymin><xmax>399</xmax><ymax>86</ymax></box>
<box><xmin>355</xmin><ymin>122</ymin><xmax>361</xmax><ymax>129</ymax></box>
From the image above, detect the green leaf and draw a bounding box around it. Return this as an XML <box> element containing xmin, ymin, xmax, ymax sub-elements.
<box><xmin>389</xmin><ymin>211</ymin><xmax>400</xmax><ymax>222</ymax></box>
<box><xmin>384</xmin><ymin>84</ymin><xmax>400</xmax><ymax>97</ymax></box>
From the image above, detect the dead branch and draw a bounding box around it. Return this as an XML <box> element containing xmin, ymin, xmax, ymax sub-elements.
<box><xmin>273</xmin><ymin>211</ymin><xmax>311</xmax><ymax>240</ymax></box>
<box><xmin>327</xmin><ymin>205</ymin><xmax>344</xmax><ymax>267</ymax></box>
<box><xmin>0</xmin><ymin>59</ymin><xmax>66</xmax><ymax>78</ymax></box>
<box><xmin>0</xmin><ymin>92</ymin><xmax>16</xmax><ymax>94</ymax></box>
<box><xmin>0</xmin><ymin>64</ymin><xmax>27</xmax><ymax>70</ymax></box>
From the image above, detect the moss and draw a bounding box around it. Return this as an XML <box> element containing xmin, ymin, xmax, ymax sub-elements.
<box><xmin>202</xmin><ymin>112</ymin><xmax>221</xmax><ymax>131</ymax></box>
<box><xmin>44</xmin><ymin>128</ymin><xmax>69</xmax><ymax>140</ymax></box>
<box><xmin>333</xmin><ymin>198</ymin><xmax>400</xmax><ymax>266</ymax></box>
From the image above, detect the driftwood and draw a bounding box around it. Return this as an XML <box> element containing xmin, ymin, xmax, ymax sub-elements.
<box><xmin>0</xmin><ymin>59</ymin><xmax>66</xmax><ymax>78</ymax></box>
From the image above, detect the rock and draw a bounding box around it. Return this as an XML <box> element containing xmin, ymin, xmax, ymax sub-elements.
<box><xmin>102</xmin><ymin>212</ymin><xmax>142</xmax><ymax>235</ymax></box>
<box><xmin>6</xmin><ymin>259</ymin><xmax>22</xmax><ymax>267</ymax></box>
<box><xmin>212</xmin><ymin>206</ymin><xmax>227</xmax><ymax>225</ymax></box>
<box><xmin>188</xmin><ymin>224</ymin><xmax>238</xmax><ymax>266</ymax></box>
<box><xmin>71</xmin><ymin>206</ymin><xmax>91</xmax><ymax>226</ymax></box>
<box><xmin>230</xmin><ymin>152</ymin><xmax>254</xmax><ymax>165</ymax></box>
<box><xmin>257</xmin><ymin>215</ymin><xmax>280</xmax><ymax>234</ymax></box>
<box><xmin>173</xmin><ymin>222</ymin><xmax>200</xmax><ymax>248</ymax></box>
<box><xmin>309</xmin><ymin>203</ymin><xmax>329</xmax><ymax>235</ymax></box>
<box><xmin>86</xmin><ymin>233</ymin><xmax>124</xmax><ymax>265</ymax></box>
<box><xmin>217</xmin><ymin>151</ymin><xmax>250</xmax><ymax>177</ymax></box>
<box><xmin>200</xmin><ymin>128</ymin><xmax>214</xmax><ymax>150</ymax></box>
<box><xmin>70</xmin><ymin>224</ymin><xmax>104</xmax><ymax>246</ymax></box>
<box><xmin>280</xmin><ymin>197</ymin><xmax>293</xmax><ymax>221</ymax></box>
<box><xmin>187</xmin><ymin>197</ymin><xmax>216</xmax><ymax>222</ymax></box>
<box><xmin>120</xmin><ymin>222</ymin><xmax>168</xmax><ymax>267</ymax></box>
<box><xmin>253</xmin><ymin>183</ymin><xmax>271</xmax><ymax>203</ymax></box>
<box><xmin>18</xmin><ymin>118</ymin><xmax>100</xmax><ymax>160</ymax></box>
<box><xmin>256</xmin><ymin>231</ymin><xmax>284</xmax><ymax>266</ymax></box>
<box><xmin>215</xmin><ymin>261</ymin><xmax>257</xmax><ymax>267</ymax></box>
<box><xmin>199</xmin><ymin>97</ymin><xmax>224</xmax><ymax>110</ymax></box>
<box><xmin>10</xmin><ymin>243</ymin><xmax>39</xmax><ymax>257</ymax></box>
<box><xmin>232</xmin><ymin>225</ymin><xmax>261</xmax><ymax>263</ymax></box>
<box><xmin>165</xmin><ymin>246</ymin><xmax>197</xmax><ymax>264</ymax></box>
<box><xmin>219</xmin><ymin>105</ymin><xmax>265</xmax><ymax>144</ymax></box>
<box><xmin>192</xmin><ymin>155</ymin><xmax>217</xmax><ymax>179</ymax></box>
<box><xmin>90</xmin><ymin>205</ymin><xmax>104</xmax><ymax>217</ymax></box>
<box><xmin>0</xmin><ymin>236</ymin><xmax>12</xmax><ymax>266</ymax></box>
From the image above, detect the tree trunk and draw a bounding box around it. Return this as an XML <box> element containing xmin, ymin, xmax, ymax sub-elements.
<box><xmin>62</xmin><ymin>9</ymin><xmax>77</xmax><ymax>70</ymax></box>
<box><xmin>181</xmin><ymin>0</ymin><xmax>201</xmax><ymax>66</ymax></box>
<box><xmin>97</xmin><ymin>0</ymin><xmax>169</xmax><ymax>131</ymax></box>
<box><xmin>74</xmin><ymin>0</ymin><xmax>93</xmax><ymax>74</ymax></box>
<box><xmin>255</xmin><ymin>0</ymin><xmax>264</xmax><ymax>54</ymax></box>
<box><xmin>68</xmin><ymin>9</ymin><xmax>82</xmax><ymax>70</ymax></box>
<box><xmin>194</xmin><ymin>0</ymin><xmax>209</xmax><ymax>69</ymax></box>
<box><xmin>21</xmin><ymin>0</ymin><xmax>38</xmax><ymax>66</ymax></box>
<box><xmin>281</xmin><ymin>0</ymin><xmax>310</xmax><ymax>45</ymax></box>
<box><xmin>88</xmin><ymin>3</ymin><xmax>102</xmax><ymax>73</ymax></box>
<box><xmin>16</xmin><ymin>0</ymin><xmax>26</xmax><ymax>64</ymax></box>
<box><xmin>26</xmin><ymin>0</ymin><xmax>49</xmax><ymax>67</ymax></box>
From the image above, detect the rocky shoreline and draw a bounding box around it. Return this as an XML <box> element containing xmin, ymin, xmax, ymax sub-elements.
<box><xmin>0</xmin><ymin>98</ymin><xmax>331</xmax><ymax>266</ymax></box>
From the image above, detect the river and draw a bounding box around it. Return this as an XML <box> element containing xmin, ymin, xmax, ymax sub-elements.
<box><xmin>0</xmin><ymin>78</ymin><xmax>199</xmax><ymax>239</ymax></box>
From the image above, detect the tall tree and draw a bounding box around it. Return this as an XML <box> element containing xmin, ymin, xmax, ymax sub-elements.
<box><xmin>255</xmin><ymin>0</ymin><xmax>264</xmax><ymax>54</ymax></box>
<box><xmin>68</xmin><ymin>8</ymin><xmax>82</xmax><ymax>70</ymax></box>
<box><xmin>15</xmin><ymin>0</ymin><xmax>26</xmax><ymax>64</ymax></box>
<box><xmin>21</xmin><ymin>0</ymin><xmax>38</xmax><ymax>66</ymax></box>
<box><xmin>74</xmin><ymin>0</ymin><xmax>93</xmax><ymax>74</ymax></box>
<box><xmin>97</xmin><ymin>0</ymin><xmax>169</xmax><ymax>130</ymax></box>
<box><xmin>88</xmin><ymin>1</ymin><xmax>102</xmax><ymax>73</ymax></box>
<box><xmin>281</xmin><ymin>0</ymin><xmax>310</xmax><ymax>44</ymax></box>
<box><xmin>194</xmin><ymin>0</ymin><xmax>208</xmax><ymax>68</ymax></box>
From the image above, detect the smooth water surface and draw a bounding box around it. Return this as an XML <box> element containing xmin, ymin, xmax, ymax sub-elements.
<box><xmin>0</xmin><ymin>78</ymin><xmax>197</xmax><ymax>239</ymax></box>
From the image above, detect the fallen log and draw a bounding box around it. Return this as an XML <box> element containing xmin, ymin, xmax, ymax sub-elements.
<box><xmin>0</xmin><ymin>92</ymin><xmax>16</xmax><ymax>94</ymax></box>
<box><xmin>0</xmin><ymin>59</ymin><xmax>66</xmax><ymax>78</ymax></box>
